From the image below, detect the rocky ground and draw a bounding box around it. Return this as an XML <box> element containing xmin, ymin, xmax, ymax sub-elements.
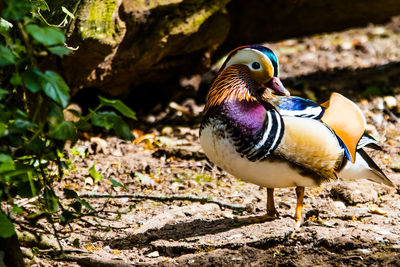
<box><xmin>18</xmin><ymin>18</ymin><xmax>400</xmax><ymax>266</ymax></box>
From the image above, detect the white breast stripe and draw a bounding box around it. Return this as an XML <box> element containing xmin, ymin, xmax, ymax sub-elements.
<box><xmin>270</xmin><ymin>110</ymin><xmax>282</xmax><ymax>151</ymax></box>
<box><xmin>251</xmin><ymin>111</ymin><xmax>272</xmax><ymax>152</ymax></box>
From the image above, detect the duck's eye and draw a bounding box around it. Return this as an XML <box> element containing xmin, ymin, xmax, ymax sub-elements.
<box><xmin>251</xmin><ymin>61</ymin><xmax>261</xmax><ymax>70</ymax></box>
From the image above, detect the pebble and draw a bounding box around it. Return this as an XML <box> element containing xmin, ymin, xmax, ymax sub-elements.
<box><xmin>333</xmin><ymin>201</ymin><xmax>346</xmax><ymax>210</ymax></box>
<box><xmin>383</xmin><ymin>96</ymin><xmax>397</xmax><ymax>109</ymax></box>
<box><xmin>161</xmin><ymin>126</ymin><xmax>173</xmax><ymax>136</ymax></box>
<box><xmin>340</xmin><ymin>41</ymin><xmax>353</xmax><ymax>50</ymax></box>
<box><xmin>358</xmin><ymin>248</ymin><xmax>372</xmax><ymax>254</ymax></box>
<box><xmin>146</xmin><ymin>251</ymin><xmax>160</xmax><ymax>258</ymax></box>
<box><xmin>85</xmin><ymin>177</ymin><xmax>93</xmax><ymax>185</ymax></box>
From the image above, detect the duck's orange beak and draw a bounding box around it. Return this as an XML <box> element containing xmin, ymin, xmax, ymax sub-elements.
<box><xmin>265</xmin><ymin>77</ymin><xmax>290</xmax><ymax>96</ymax></box>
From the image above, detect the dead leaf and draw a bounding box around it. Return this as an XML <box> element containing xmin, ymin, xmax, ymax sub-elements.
<box><xmin>369</xmin><ymin>205</ymin><xmax>387</xmax><ymax>215</ymax></box>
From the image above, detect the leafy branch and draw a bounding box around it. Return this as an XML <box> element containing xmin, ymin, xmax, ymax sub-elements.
<box><xmin>0</xmin><ymin>0</ymin><xmax>136</xmax><ymax>260</ymax></box>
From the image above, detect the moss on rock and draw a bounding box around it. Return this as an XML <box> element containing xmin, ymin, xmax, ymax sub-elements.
<box><xmin>78</xmin><ymin>0</ymin><xmax>123</xmax><ymax>45</ymax></box>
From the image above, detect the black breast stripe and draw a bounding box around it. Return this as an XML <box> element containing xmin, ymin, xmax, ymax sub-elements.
<box><xmin>233</xmin><ymin>109</ymin><xmax>284</xmax><ymax>162</ymax></box>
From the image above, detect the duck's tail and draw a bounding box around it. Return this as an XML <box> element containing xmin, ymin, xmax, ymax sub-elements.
<box><xmin>338</xmin><ymin>149</ymin><xmax>394</xmax><ymax>187</ymax></box>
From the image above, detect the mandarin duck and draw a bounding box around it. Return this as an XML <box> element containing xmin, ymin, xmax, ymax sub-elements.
<box><xmin>199</xmin><ymin>45</ymin><xmax>393</xmax><ymax>227</ymax></box>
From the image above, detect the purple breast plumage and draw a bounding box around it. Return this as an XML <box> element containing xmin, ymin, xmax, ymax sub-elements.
<box><xmin>201</xmin><ymin>99</ymin><xmax>284</xmax><ymax>162</ymax></box>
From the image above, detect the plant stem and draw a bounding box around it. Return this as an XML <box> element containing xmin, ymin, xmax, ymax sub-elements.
<box><xmin>17</xmin><ymin>22</ymin><xmax>37</xmax><ymax>68</ymax></box>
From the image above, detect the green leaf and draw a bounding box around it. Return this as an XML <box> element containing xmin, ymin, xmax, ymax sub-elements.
<box><xmin>113</xmin><ymin>120</ymin><xmax>133</xmax><ymax>141</ymax></box>
<box><xmin>60</xmin><ymin>210</ymin><xmax>74</xmax><ymax>225</ymax></box>
<box><xmin>91</xmin><ymin>111</ymin><xmax>117</xmax><ymax>130</ymax></box>
<box><xmin>61</xmin><ymin>6</ymin><xmax>75</xmax><ymax>19</ymax></box>
<box><xmin>0</xmin><ymin>88</ymin><xmax>8</xmax><ymax>100</ymax></box>
<box><xmin>72</xmin><ymin>238</ymin><xmax>80</xmax><ymax>248</ymax></box>
<box><xmin>48</xmin><ymin>45</ymin><xmax>71</xmax><ymax>57</ymax></box>
<box><xmin>0</xmin><ymin>212</ymin><xmax>16</xmax><ymax>238</ymax></box>
<box><xmin>98</xmin><ymin>96</ymin><xmax>137</xmax><ymax>120</ymax></box>
<box><xmin>67</xmin><ymin>109</ymin><xmax>83</xmax><ymax>119</ymax></box>
<box><xmin>9</xmin><ymin>119</ymin><xmax>36</xmax><ymax>135</ymax></box>
<box><xmin>91</xmin><ymin>111</ymin><xmax>133</xmax><ymax>140</ymax></box>
<box><xmin>0</xmin><ymin>45</ymin><xmax>15</xmax><ymax>67</ymax></box>
<box><xmin>89</xmin><ymin>163</ymin><xmax>102</xmax><ymax>181</ymax></box>
<box><xmin>108</xmin><ymin>178</ymin><xmax>123</xmax><ymax>187</ymax></box>
<box><xmin>41</xmin><ymin>71</ymin><xmax>70</xmax><ymax>107</ymax></box>
<box><xmin>0</xmin><ymin>122</ymin><xmax>7</xmax><ymax>137</ymax></box>
<box><xmin>2</xmin><ymin>0</ymin><xmax>32</xmax><ymax>21</ymax></box>
<box><xmin>0</xmin><ymin>18</ymin><xmax>13</xmax><ymax>31</ymax></box>
<box><xmin>49</xmin><ymin>121</ymin><xmax>77</xmax><ymax>141</ymax></box>
<box><xmin>63</xmin><ymin>188</ymin><xmax>78</xmax><ymax>199</ymax></box>
<box><xmin>75</xmin><ymin>120</ymin><xmax>92</xmax><ymax>131</ymax></box>
<box><xmin>44</xmin><ymin>188</ymin><xmax>59</xmax><ymax>213</ymax></box>
<box><xmin>31</xmin><ymin>0</ymin><xmax>49</xmax><ymax>11</ymax></box>
<box><xmin>24</xmin><ymin>138</ymin><xmax>45</xmax><ymax>152</ymax></box>
<box><xmin>0</xmin><ymin>153</ymin><xmax>15</xmax><ymax>173</ymax></box>
<box><xmin>22</xmin><ymin>69</ymin><xmax>43</xmax><ymax>93</ymax></box>
<box><xmin>0</xmin><ymin>153</ymin><xmax>13</xmax><ymax>163</ymax></box>
<box><xmin>10</xmin><ymin>73</ymin><xmax>22</xmax><ymax>86</ymax></box>
<box><xmin>47</xmin><ymin>102</ymin><xmax>65</xmax><ymax>125</ymax></box>
<box><xmin>70</xmin><ymin>201</ymin><xmax>82</xmax><ymax>213</ymax></box>
<box><xmin>12</xmin><ymin>205</ymin><xmax>23</xmax><ymax>214</ymax></box>
<box><xmin>78</xmin><ymin>198</ymin><xmax>95</xmax><ymax>212</ymax></box>
<box><xmin>26</xmin><ymin>24</ymin><xmax>65</xmax><ymax>46</ymax></box>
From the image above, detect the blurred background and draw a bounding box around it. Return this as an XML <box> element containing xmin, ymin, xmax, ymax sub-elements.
<box><xmin>41</xmin><ymin>0</ymin><xmax>400</xmax><ymax>114</ymax></box>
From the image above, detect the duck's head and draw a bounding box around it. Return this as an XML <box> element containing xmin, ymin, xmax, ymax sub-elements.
<box><xmin>206</xmin><ymin>45</ymin><xmax>290</xmax><ymax>109</ymax></box>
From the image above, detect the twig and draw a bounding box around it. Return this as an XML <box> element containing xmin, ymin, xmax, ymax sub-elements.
<box><xmin>55</xmin><ymin>253</ymin><xmax>135</xmax><ymax>267</ymax></box>
<box><xmin>39</xmin><ymin>248</ymin><xmax>87</xmax><ymax>255</ymax></box>
<box><xmin>79</xmin><ymin>193</ymin><xmax>246</xmax><ymax>211</ymax></box>
<box><xmin>384</xmin><ymin>108</ymin><xmax>399</xmax><ymax>122</ymax></box>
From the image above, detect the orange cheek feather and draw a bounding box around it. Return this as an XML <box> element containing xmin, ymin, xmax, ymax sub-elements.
<box><xmin>321</xmin><ymin>93</ymin><xmax>366</xmax><ymax>163</ymax></box>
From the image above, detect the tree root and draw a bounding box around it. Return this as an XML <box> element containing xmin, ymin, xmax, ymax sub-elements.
<box><xmin>55</xmin><ymin>253</ymin><xmax>135</xmax><ymax>267</ymax></box>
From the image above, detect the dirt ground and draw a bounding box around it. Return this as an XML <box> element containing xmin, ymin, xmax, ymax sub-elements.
<box><xmin>19</xmin><ymin>18</ymin><xmax>400</xmax><ymax>266</ymax></box>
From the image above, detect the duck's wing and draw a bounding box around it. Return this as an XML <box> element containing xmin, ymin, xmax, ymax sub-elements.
<box><xmin>274</xmin><ymin>94</ymin><xmax>392</xmax><ymax>187</ymax></box>
<box><xmin>272</xmin><ymin>95</ymin><xmax>352</xmax><ymax>161</ymax></box>
<box><xmin>320</xmin><ymin>93</ymin><xmax>366</xmax><ymax>163</ymax></box>
<box><xmin>272</xmin><ymin>96</ymin><xmax>325</xmax><ymax>119</ymax></box>
<box><xmin>274</xmin><ymin>93</ymin><xmax>370</xmax><ymax>163</ymax></box>
<box><xmin>275</xmin><ymin>116</ymin><xmax>344</xmax><ymax>183</ymax></box>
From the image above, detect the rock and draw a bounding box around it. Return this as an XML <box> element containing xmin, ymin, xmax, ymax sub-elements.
<box><xmin>61</xmin><ymin>0</ymin><xmax>230</xmax><ymax>109</ymax></box>
<box><xmin>330</xmin><ymin>181</ymin><xmax>379</xmax><ymax>205</ymax></box>
<box><xmin>161</xmin><ymin>126</ymin><xmax>174</xmax><ymax>136</ymax></box>
<box><xmin>333</xmin><ymin>201</ymin><xmax>346</xmax><ymax>210</ymax></box>
<box><xmin>146</xmin><ymin>251</ymin><xmax>160</xmax><ymax>258</ymax></box>
<box><xmin>43</xmin><ymin>0</ymin><xmax>400</xmax><ymax>111</ymax></box>
<box><xmin>384</xmin><ymin>96</ymin><xmax>397</xmax><ymax>109</ymax></box>
<box><xmin>20</xmin><ymin>247</ymin><xmax>33</xmax><ymax>259</ymax></box>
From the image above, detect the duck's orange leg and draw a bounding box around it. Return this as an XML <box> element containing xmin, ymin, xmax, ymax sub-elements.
<box><xmin>267</xmin><ymin>188</ymin><xmax>279</xmax><ymax>218</ymax></box>
<box><xmin>294</xmin><ymin>186</ymin><xmax>305</xmax><ymax>228</ymax></box>
<box><xmin>235</xmin><ymin>187</ymin><xmax>279</xmax><ymax>225</ymax></box>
